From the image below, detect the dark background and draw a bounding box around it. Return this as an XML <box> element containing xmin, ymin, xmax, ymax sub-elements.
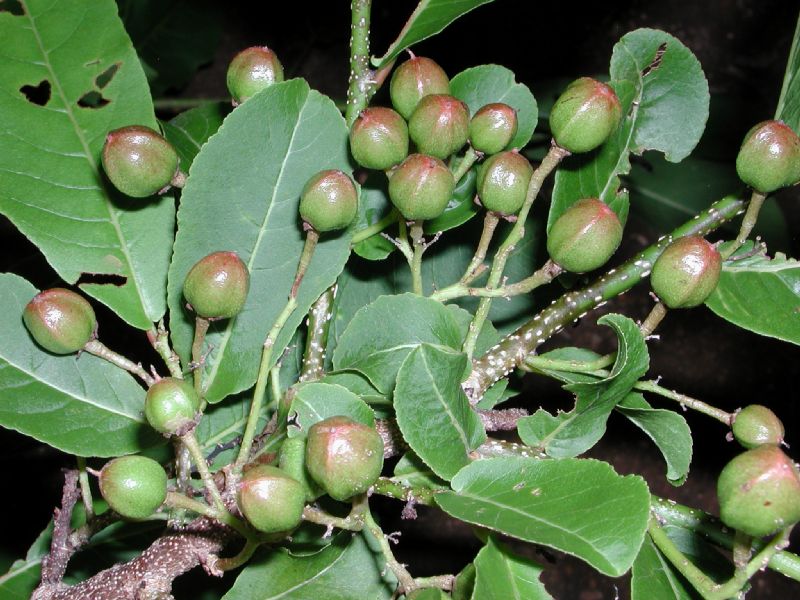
<box><xmin>2</xmin><ymin>0</ymin><xmax>800</xmax><ymax>597</ymax></box>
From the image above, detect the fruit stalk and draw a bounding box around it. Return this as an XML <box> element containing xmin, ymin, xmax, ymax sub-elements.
<box><xmin>432</xmin><ymin>259</ymin><xmax>562</xmax><ymax>302</ymax></box>
<box><xmin>190</xmin><ymin>316</ymin><xmax>210</xmax><ymax>396</ymax></box>
<box><xmin>83</xmin><ymin>340</ymin><xmax>155</xmax><ymax>387</ymax></box>
<box><xmin>459</xmin><ymin>211</ymin><xmax>500</xmax><ymax>284</ymax></box>
<box><xmin>720</xmin><ymin>190</ymin><xmax>766</xmax><ymax>260</ymax></box>
<box><xmin>148</xmin><ymin>320</ymin><xmax>183</xmax><ymax>379</ymax></box>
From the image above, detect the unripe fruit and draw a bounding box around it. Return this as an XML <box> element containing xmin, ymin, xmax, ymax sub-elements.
<box><xmin>476</xmin><ymin>151</ymin><xmax>533</xmax><ymax>215</ymax></box>
<box><xmin>278</xmin><ymin>436</ymin><xmax>323</xmax><ymax>502</ymax></box>
<box><xmin>23</xmin><ymin>288</ymin><xmax>96</xmax><ymax>354</ymax></box>
<box><xmin>732</xmin><ymin>405</ymin><xmax>785</xmax><ymax>449</ymax></box>
<box><xmin>388</xmin><ymin>154</ymin><xmax>454</xmax><ymax>221</ymax></box>
<box><xmin>717</xmin><ymin>445</ymin><xmax>800</xmax><ymax>537</ymax></box>
<box><xmin>390</xmin><ymin>56</ymin><xmax>450</xmax><ymax>120</ymax></box>
<box><xmin>299</xmin><ymin>170</ymin><xmax>359</xmax><ymax>232</ymax></box>
<box><xmin>735</xmin><ymin>120</ymin><xmax>800</xmax><ymax>193</ymax></box>
<box><xmin>650</xmin><ymin>236</ymin><xmax>721</xmax><ymax>309</ymax></box>
<box><xmin>237</xmin><ymin>465</ymin><xmax>305</xmax><ymax>533</ymax></box>
<box><xmin>469</xmin><ymin>103</ymin><xmax>518</xmax><ymax>154</ymax></box>
<box><xmin>183</xmin><ymin>251</ymin><xmax>250</xmax><ymax>319</ymax></box>
<box><xmin>305</xmin><ymin>416</ymin><xmax>384</xmax><ymax>501</ymax></box>
<box><xmin>408</xmin><ymin>94</ymin><xmax>470</xmax><ymax>159</ymax></box>
<box><xmin>99</xmin><ymin>456</ymin><xmax>167</xmax><ymax>520</ymax></box>
<box><xmin>226</xmin><ymin>46</ymin><xmax>284</xmax><ymax>104</ymax></box>
<box><xmin>102</xmin><ymin>126</ymin><xmax>179</xmax><ymax>198</ymax></box>
<box><xmin>547</xmin><ymin>199</ymin><xmax>623</xmax><ymax>273</ymax></box>
<box><xmin>549</xmin><ymin>77</ymin><xmax>622</xmax><ymax>153</ymax></box>
<box><xmin>145</xmin><ymin>377</ymin><xmax>200</xmax><ymax>435</ymax></box>
<box><xmin>350</xmin><ymin>107</ymin><xmax>409</xmax><ymax>170</ymax></box>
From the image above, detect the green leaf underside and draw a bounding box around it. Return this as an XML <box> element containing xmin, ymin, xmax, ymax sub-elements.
<box><xmin>775</xmin><ymin>14</ymin><xmax>800</xmax><ymax>133</ymax></box>
<box><xmin>161</xmin><ymin>102</ymin><xmax>228</xmax><ymax>172</ymax></box>
<box><xmin>437</xmin><ymin>457</ymin><xmax>650</xmax><ymax>576</ymax></box>
<box><xmin>631</xmin><ymin>536</ymin><xmax>699</xmax><ymax>600</ymax></box>
<box><xmin>549</xmin><ymin>28</ymin><xmax>709</xmax><ymax>232</ymax></box>
<box><xmin>0</xmin><ymin>0</ymin><xmax>175</xmax><ymax>329</ymax></box>
<box><xmin>450</xmin><ymin>64</ymin><xmax>538</xmax><ymax>150</ymax></box>
<box><xmin>372</xmin><ymin>0</ymin><xmax>496</xmax><ymax>68</ymax></box>
<box><xmin>518</xmin><ymin>314</ymin><xmax>649</xmax><ymax>458</ymax></box>
<box><xmin>288</xmin><ymin>382</ymin><xmax>375</xmax><ymax>438</ymax></box>
<box><xmin>222</xmin><ymin>532</ymin><xmax>395</xmax><ymax>599</ymax></box>
<box><xmin>332</xmin><ymin>294</ymin><xmax>463</xmax><ymax>394</ymax></box>
<box><xmin>472</xmin><ymin>537</ymin><xmax>553</xmax><ymax>600</ymax></box>
<box><xmin>0</xmin><ymin>273</ymin><xmax>158</xmax><ymax>456</ymax></box>
<box><xmin>706</xmin><ymin>247</ymin><xmax>800</xmax><ymax>346</ymax></box>
<box><xmin>394</xmin><ymin>344</ymin><xmax>486</xmax><ymax>480</ymax></box>
<box><xmin>167</xmin><ymin>79</ymin><xmax>352</xmax><ymax>402</ymax></box>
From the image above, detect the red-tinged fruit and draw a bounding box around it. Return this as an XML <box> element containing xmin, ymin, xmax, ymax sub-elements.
<box><xmin>469</xmin><ymin>103</ymin><xmax>518</xmax><ymax>154</ymax></box>
<box><xmin>278</xmin><ymin>436</ymin><xmax>323</xmax><ymax>502</ymax></box>
<box><xmin>99</xmin><ymin>456</ymin><xmax>167</xmax><ymax>520</ymax></box>
<box><xmin>183</xmin><ymin>251</ymin><xmax>250</xmax><ymax>319</ymax></box>
<box><xmin>735</xmin><ymin>120</ymin><xmax>800</xmax><ymax>193</ymax></box>
<box><xmin>226</xmin><ymin>46</ymin><xmax>284</xmax><ymax>104</ymax></box>
<box><xmin>717</xmin><ymin>445</ymin><xmax>800</xmax><ymax>537</ymax></box>
<box><xmin>650</xmin><ymin>236</ymin><xmax>721</xmax><ymax>308</ymax></box>
<box><xmin>350</xmin><ymin>107</ymin><xmax>409</xmax><ymax>170</ymax></box>
<box><xmin>390</xmin><ymin>56</ymin><xmax>450</xmax><ymax>120</ymax></box>
<box><xmin>549</xmin><ymin>77</ymin><xmax>622</xmax><ymax>153</ymax></box>
<box><xmin>299</xmin><ymin>169</ymin><xmax>359</xmax><ymax>232</ymax></box>
<box><xmin>237</xmin><ymin>465</ymin><xmax>305</xmax><ymax>533</ymax></box>
<box><xmin>476</xmin><ymin>150</ymin><xmax>533</xmax><ymax>215</ymax></box>
<box><xmin>145</xmin><ymin>377</ymin><xmax>200</xmax><ymax>435</ymax></box>
<box><xmin>547</xmin><ymin>198</ymin><xmax>623</xmax><ymax>273</ymax></box>
<box><xmin>388</xmin><ymin>154</ymin><xmax>454</xmax><ymax>221</ymax></box>
<box><xmin>732</xmin><ymin>405</ymin><xmax>785</xmax><ymax>449</ymax></box>
<box><xmin>408</xmin><ymin>94</ymin><xmax>470</xmax><ymax>159</ymax></box>
<box><xmin>305</xmin><ymin>416</ymin><xmax>384</xmax><ymax>501</ymax></box>
<box><xmin>23</xmin><ymin>288</ymin><xmax>96</xmax><ymax>354</ymax></box>
<box><xmin>102</xmin><ymin>125</ymin><xmax>179</xmax><ymax>198</ymax></box>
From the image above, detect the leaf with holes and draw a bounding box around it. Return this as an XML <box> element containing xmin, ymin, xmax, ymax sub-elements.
<box><xmin>288</xmin><ymin>382</ymin><xmax>375</xmax><ymax>438</ymax></box>
<box><xmin>0</xmin><ymin>273</ymin><xmax>160</xmax><ymax>456</ymax></box>
<box><xmin>0</xmin><ymin>0</ymin><xmax>175</xmax><ymax>329</ymax></box>
<box><xmin>472</xmin><ymin>537</ymin><xmax>552</xmax><ymax>600</ymax></box>
<box><xmin>167</xmin><ymin>79</ymin><xmax>352</xmax><ymax>403</ymax></box>
<box><xmin>549</xmin><ymin>28</ymin><xmax>709</xmax><ymax>232</ymax></box>
<box><xmin>162</xmin><ymin>102</ymin><xmax>228</xmax><ymax>172</ymax></box>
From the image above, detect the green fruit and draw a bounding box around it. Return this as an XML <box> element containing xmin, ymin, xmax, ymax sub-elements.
<box><xmin>408</xmin><ymin>94</ymin><xmax>470</xmax><ymax>159</ymax></box>
<box><xmin>102</xmin><ymin>125</ymin><xmax>179</xmax><ymax>198</ymax></box>
<box><xmin>99</xmin><ymin>456</ymin><xmax>167</xmax><ymax>520</ymax></box>
<box><xmin>278</xmin><ymin>436</ymin><xmax>323</xmax><ymax>502</ymax></box>
<box><xmin>469</xmin><ymin>103</ymin><xmax>518</xmax><ymax>154</ymax></box>
<box><xmin>717</xmin><ymin>445</ymin><xmax>800</xmax><ymax>537</ymax></box>
<box><xmin>735</xmin><ymin>120</ymin><xmax>800</xmax><ymax>193</ymax></box>
<box><xmin>226</xmin><ymin>46</ymin><xmax>284</xmax><ymax>104</ymax></box>
<box><xmin>732</xmin><ymin>405</ymin><xmax>785</xmax><ymax>449</ymax></box>
<box><xmin>547</xmin><ymin>198</ymin><xmax>623</xmax><ymax>273</ymax></box>
<box><xmin>390</xmin><ymin>56</ymin><xmax>450</xmax><ymax>120</ymax></box>
<box><xmin>305</xmin><ymin>416</ymin><xmax>384</xmax><ymax>501</ymax></box>
<box><xmin>350</xmin><ymin>107</ymin><xmax>409</xmax><ymax>170</ymax></box>
<box><xmin>23</xmin><ymin>288</ymin><xmax>96</xmax><ymax>354</ymax></box>
<box><xmin>145</xmin><ymin>377</ymin><xmax>200</xmax><ymax>435</ymax></box>
<box><xmin>549</xmin><ymin>77</ymin><xmax>622</xmax><ymax>153</ymax></box>
<box><xmin>237</xmin><ymin>465</ymin><xmax>305</xmax><ymax>533</ymax></box>
<box><xmin>299</xmin><ymin>169</ymin><xmax>359</xmax><ymax>232</ymax></box>
<box><xmin>388</xmin><ymin>154</ymin><xmax>454</xmax><ymax>221</ymax></box>
<box><xmin>476</xmin><ymin>151</ymin><xmax>533</xmax><ymax>215</ymax></box>
<box><xmin>183</xmin><ymin>251</ymin><xmax>250</xmax><ymax>319</ymax></box>
<box><xmin>650</xmin><ymin>236</ymin><xmax>721</xmax><ymax>308</ymax></box>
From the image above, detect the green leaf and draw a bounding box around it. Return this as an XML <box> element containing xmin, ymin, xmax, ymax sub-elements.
<box><xmin>222</xmin><ymin>532</ymin><xmax>395</xmax><ymax>599</ymax></box>
<box><xmin>618</xmin><ymin>394</ymin><xmax>692</xmax><ymax>485</ymax></box>
<box><xmin>392</xmin><ymin>452</ymin><xmax>448</xmax><ymax>490</ymax></box>
<box><xmin>447</xmin><ymin>303</ymin><xmax>500</xmax><ymax>357</ymax></box>
<box><xmin>372</xmin><ymin>0</ymin><xmax>495</xmax><ymax>68</ymax></box>
<box><xmin>549</xmin><ymin>28</ymin><xmax>709</xmax><ymax>232</ymax></box>
<box><xmin>450</xmin><ymin>65</ymin><xmax>538</xmax><ymax>150</ymax></box>
<box><xmin>0</xmin><ymin>273</ymin><xmax>158</xmax><ymax>456</ymax></box>
<box><xmin>394</xmin><ymin>344</ymin><xmax>485</xmax><ymax>480</ymax></box>
<box><xmin>631</xmin><ymin>536</ymin><xmax>698</xmax><ymax>600</ymax></box>
<box><xmin>161</xmin><ymin>102</ymin><xmax>228</xmax><ymax>172</ymax></box>
<box><xmin>319</xmin><ymin>371</ymin><xmax>389</xmax><ymax>406</ymax></box>
<box><xmin>472</xmin><ymin>537</ymin><xmax>552</xmax><ymax>600</ymax></box>
<box><xmin>117</xmin><ymin>0</ymin><xmax>221</xmax><ymax>95</ymax></box>
<box><xmin>288</xmin><ymin>382</ymin><xmax>375</xmax><ymax>438</ymax></box>
<box><xmin>452</xmin><ymin>563</ymin><xmax>476</xmax><ymax>600</ymax></box>
<box><xmin>475</xmin><ymin>378</ymin><xmax>511</xmax><ymax>410</ymax></box>
<box><xmin>776</xmin><ymin>14</ymin><xmax>800</xmax><ymax>133</ymax></box>
<box><xmin>518</xmin><ymin>314</ymin><xmax>649</xmax><ymax>457</ymax></box>
<box><xmin>436</xmin><ymin>456</ymin><xmax>650</xmax><ymax>577</ymax></box>
<box><xmin>332</xmin><ymin>294</ymin><xmax>463</xmax><ymax>394</ymax></box>
<box><xmin>0</xmin><ymin>0</ymin><xmax>174</xmax><ymax>329</ymax></box>
<box><xmin>167</xmin><ymin>79</ymin><xmax>352</xmax><ymax>402</ymax></box>
<box><xmin>706</xmin><ymin>247</ymin><xmax>800</xmax><ymax>346</ymax></box>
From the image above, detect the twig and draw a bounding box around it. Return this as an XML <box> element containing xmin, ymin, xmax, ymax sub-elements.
<box><xmin>40</xmin><ymin>470</ymin><xmax>80</xmax><ymax>586</ymax></box>
<box><xmin>83</xmin><ymin>340</ymin><xmax>155</xmax><ymax>387</ymax></box>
